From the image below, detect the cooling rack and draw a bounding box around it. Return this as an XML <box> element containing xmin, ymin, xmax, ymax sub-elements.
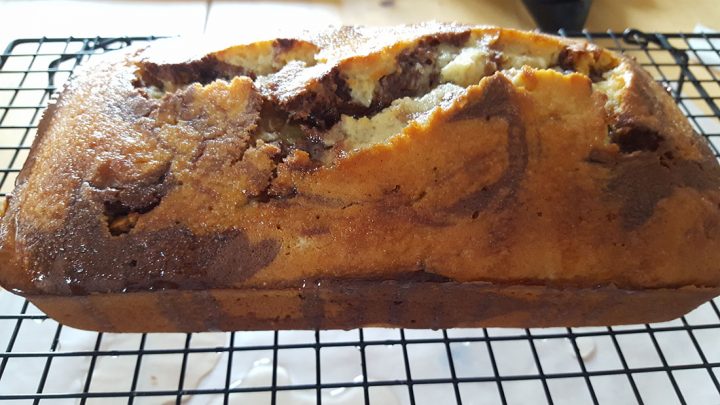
<box><xmin>0</xmin><ymin>31</ymin><xmax>719</xmax><ymax>405</ymax></box>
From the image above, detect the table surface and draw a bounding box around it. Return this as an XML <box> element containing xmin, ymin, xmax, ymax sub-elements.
<box><xmin>0</xmin><ymin>0</ymin><xmax>717</xmax><ymax>49</ymax></box>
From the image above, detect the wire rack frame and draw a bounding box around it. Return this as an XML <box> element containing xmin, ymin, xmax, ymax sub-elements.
<box><xmin>0</xmin><ymin>31</ymin><xmax>718</xmax><ymax>405</ymax></box>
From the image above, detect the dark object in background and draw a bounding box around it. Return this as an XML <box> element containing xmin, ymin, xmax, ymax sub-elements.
<box><xmin>522</xmin><ymin>0</ymin><xmax>592</xmax><ymax>31</ymax></box>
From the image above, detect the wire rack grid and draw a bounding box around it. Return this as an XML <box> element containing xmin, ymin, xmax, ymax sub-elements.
<box><xmin>0</xmin><ymin>31</ymin><xmax>719</xmax><ymax>405</ymax></box>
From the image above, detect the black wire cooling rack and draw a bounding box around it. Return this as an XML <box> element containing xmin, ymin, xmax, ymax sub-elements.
<box><xmin>0</xmin><ymin>31</ymin><xmax>719</xmax><ymax>405</ymax></box>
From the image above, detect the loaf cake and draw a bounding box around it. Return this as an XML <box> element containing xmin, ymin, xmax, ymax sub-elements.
<box><xmin>1</xmin><ymin>24</ymin><xmax>719</xmax><ymax>332</ymax></box>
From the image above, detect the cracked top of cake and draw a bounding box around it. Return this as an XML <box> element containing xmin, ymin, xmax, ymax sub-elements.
<box><xmin>1</xmin><ymin>23</ymin><xmax>719</xmax><ymax>296</ymax></box>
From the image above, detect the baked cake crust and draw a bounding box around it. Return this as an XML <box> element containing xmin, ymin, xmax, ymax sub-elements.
<box><xmin>1</xmin><ymin>24</ymin><xmax>719</xmax><ymax>331</ymax></box>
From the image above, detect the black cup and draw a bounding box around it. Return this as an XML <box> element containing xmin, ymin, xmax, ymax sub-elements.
<box><xmin>522</xmin><ymin>0</ymin><xmax>593</xmax><ymax>32</ymax></box>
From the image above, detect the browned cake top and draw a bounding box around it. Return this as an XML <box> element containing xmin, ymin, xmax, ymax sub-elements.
<box><xmin>1</xmin><ymin>24</ymin><xmax>719</xmax><ymax>296</ymax></box>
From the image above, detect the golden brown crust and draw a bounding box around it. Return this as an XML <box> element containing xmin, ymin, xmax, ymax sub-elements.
<box><xmin>1</xmin><ymin>24</ymin><xmax>719</xmax><ymax>330</ymax></box>
<box><xmin>29</xmin><ymin>283</ymin><xmax>720</xmax><ymax>332</ymax></box>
